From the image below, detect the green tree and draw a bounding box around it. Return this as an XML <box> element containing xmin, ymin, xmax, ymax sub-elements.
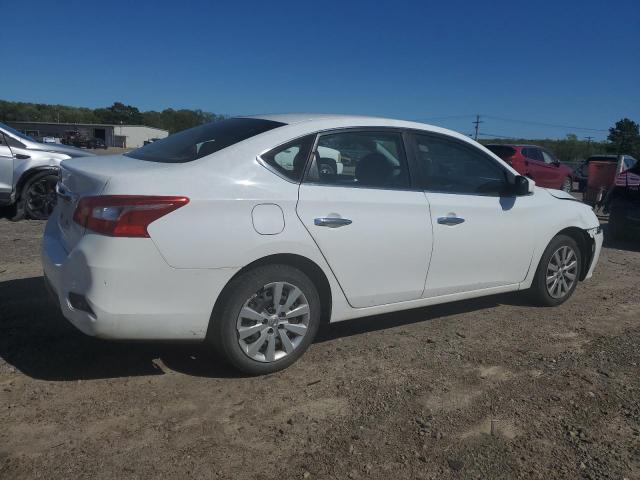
<box><xmin>607</xmin><ymin>118</ymin><xmax>640</xmax><ymax>156</ymax></box>
<box><xmin>95</xmin><ymin>102</ymin><xmax>143</xmax><ymax>125</ymax></box>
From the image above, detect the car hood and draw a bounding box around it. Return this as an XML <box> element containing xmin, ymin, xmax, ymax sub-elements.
<box><xmin>543</xmin><ymin>188</ymin><xmax>579</xmax><ymax>201</ymax></box>
<box><xmin>28</xmin><ymin>142</ymin><xmax>95</xmax><ymax>157</ymax></box>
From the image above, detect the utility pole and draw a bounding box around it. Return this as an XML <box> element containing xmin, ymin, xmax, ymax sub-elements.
<box><xmin>585</xmin><ymin>136</ymin><xmax>594</xmax><ymax>143</ymax></box>
<box><xmin>473</xmin><ymin>114</ymin><xmax>483</xmax><ymax>140</ymax></box>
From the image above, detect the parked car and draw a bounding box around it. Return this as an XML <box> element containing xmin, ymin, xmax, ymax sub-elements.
<box><xmin>485</xmin><ymin>144</ymin><xmax>574</xmax><ymax>192</ymax></box>
<box><xmin>607</xmin><ymin>162</ymin><xmax>640</xmax><ymax>240</ymax></box>
<box><xmin>0</xmin><ymin>122</ymin><xmax>94</xmax><ymax>220</ymax></box>
<box><xmin>573</xmin><ymin>154</ymin><xmax>637</xmax><ymax>193</ymax></box>
<box><xmin>87</xmin><ymin>137</ymin><xmax>108</xmax><ymax>149</ymax></box>
<box><xmin>61</xmin><ymin>129</ymin><xmax>91</xmax><ymax>148</ymax></box>
<box><xmin>43</xmin><ymin>115</ymin><xmax>603</xmax><ymax>374</ymax></box>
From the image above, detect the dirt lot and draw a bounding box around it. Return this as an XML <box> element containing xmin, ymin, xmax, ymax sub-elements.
<box><xmin>1</xmin><ymin>217</ymin><xmax>639</xmax><ymax>479</ymax></box>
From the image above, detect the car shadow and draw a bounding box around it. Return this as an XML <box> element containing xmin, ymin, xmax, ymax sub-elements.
<box><xmin>0</xmin><ymin>276</ymin><xmax>239</xmax><ymax>381</ymax></box>
<box><xmin>315</xmin><ymin>291</ymin><xmax>530</xmax><ymax>343</ymax></box>
<box><xmin>1</xmin><ymin>276</ymin><xmax>532</xmax><ymax>381</ymax></box>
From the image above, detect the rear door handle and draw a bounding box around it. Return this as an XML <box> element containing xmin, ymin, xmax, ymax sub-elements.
<box><xmin>14</xmin><ymin>154</ymin><xmax>30</xmax><ymax>160</ymax></box>
<box><xmin>437</xmin><ymin>216</ymin><xmax>465</xmax><ymax>226</ymax></box>
<box><xmin>314</xmin><ymin>217</ymin><xmax>352</xmax><ymax>228</ymax></box>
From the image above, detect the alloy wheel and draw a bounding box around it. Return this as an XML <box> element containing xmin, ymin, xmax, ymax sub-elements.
<box><xmin>546</xmin><ymin>245</ymin><xmax>578</xmax><ymax>299</ymax></box>
<box><xmin>236</xmin><ymin>281</ymin><xmax>310</xmax><ymax>363</ymax></box>
<box><xmin>562</xmin><ymin>178</ymin><xmax>572</xmax><ymax>193</ymax></box>
<box><xmin>25</xmin><ymin>176</ymin><xmax>57</xmax><ymax>219</ymax></box>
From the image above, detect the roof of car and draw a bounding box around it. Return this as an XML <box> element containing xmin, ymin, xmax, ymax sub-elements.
<box><xmin>243</xmin><ymin>113</ymin><xmax>429</xmax><ymax>126</ymax></box>
<box><xmin>485</xmin><ymin>144</ymin><xmax>539</xmax><ymax>148</ymax></box>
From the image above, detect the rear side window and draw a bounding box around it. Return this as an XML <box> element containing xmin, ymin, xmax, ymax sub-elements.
<box><xmin>261</xmin><ymin>135</ymin><xmax>315</xmax><ymax>181</ymax></box>
<box><xmin>486</xmin><ymin>145</ymin><xmax>516</xmax><ymax>159</ymax></box>
<box><xmin>305</xmin><ymin>131</ymin><xmax>411</xmax><ymax>189</ymax></box>
<box><xmin>126</xmin><ymin>118</ymin><xmax>285</xmax><ymax>163</ymax></box>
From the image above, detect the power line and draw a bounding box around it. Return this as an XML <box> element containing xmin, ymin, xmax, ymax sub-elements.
<box><xmin>483</xmin><ymin>115</ymin><xmax>607</xmax><ymax>132</ymax></box>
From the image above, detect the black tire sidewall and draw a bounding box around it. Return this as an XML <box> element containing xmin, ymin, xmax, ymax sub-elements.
<box><xmin>211</xmin><ymin>264</ymin><xmax>321</xmax><ymax>375</ymax></box>
<box><xmin>531</xmin><ymin>234</ymin><xmax>581</xmax><ymax>306</ymax></box>
<box><xmin>23</xmin><ymin>172</ymin><xmax>58</xmax><ymax>220</ymax></box>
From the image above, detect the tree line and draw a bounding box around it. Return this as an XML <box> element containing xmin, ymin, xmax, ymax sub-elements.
<box><xmin>0</xmin><ymin>100</ymin><xmax>225</xmax><ymax>134</ymax></box>
<box><xmin>1</xmin><ymin>100</ymin><xmax>638</xmax><ymax>162</ymax></box>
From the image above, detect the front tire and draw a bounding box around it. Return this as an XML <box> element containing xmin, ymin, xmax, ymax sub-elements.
<box><xmin>529</xmin><ymin>234</ymin><xmax>581</xmax><ymax>306</ymax></box>
<box><xmin>21</xmin><ymin>172</ymin><xmax>59</xmax><ymax>220</ymax></box>
<box><xmin>209</xmin><ymin>264</ymin><xmax>321</xmax><ymax>375</ymax></box>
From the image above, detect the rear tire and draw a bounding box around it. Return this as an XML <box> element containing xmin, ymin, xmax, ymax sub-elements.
<box><xmin>528</xmin><ymin>234</ymin><xmax>581</xmax><ymax>307</ymax></box>
<box><xmin>208</xmin><ymin>264</ymin><xmax>321</xmax><ymax>375</ymax></box>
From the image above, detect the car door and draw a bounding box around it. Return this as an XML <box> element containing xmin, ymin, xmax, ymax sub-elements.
<box><xmin>408</xmin><ymin>132</ymin><xmax>536</xmax><ymax>297</ymax></box>
<box><xmin>296</xmin><ymin>129</ymin><xmax>433</xmax><ymax>308</ymax></box>
<box><xmin>523</xmin><ymin>147</ymin><xmax>554</xmax><ymax>187</ymax></box>
<box><xmin>0</xmin><ymin>133</ymin><xmax>15</xmax><ymax>197</ymax></box>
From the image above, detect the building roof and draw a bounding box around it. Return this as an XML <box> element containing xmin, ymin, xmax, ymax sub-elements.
<box><xmin>8</xmin><ymin>120</ymin><xmax>167</xmax><ymax>131</ymax></box>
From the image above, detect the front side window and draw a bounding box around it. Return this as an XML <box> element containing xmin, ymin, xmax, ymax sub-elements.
<box><xmin>305</xmin><ymin>131</ymin><xmax>410</xmax><ymax>189</ymax></box>
<box><xmin>541</xmin><ymin>150</ymin><xmax>556</xmax><ymax>164</ymax></box>
<box><xmin>261</xmin><ymin>135</ymin><xmax>315</xmax><ymax>181</ymax></box>
<box><xmin>126</xmin><ymin>118</ymin><xmax>285</xmax><ymax>163</ymax></box>
<box><xmin>413</xmin><ymin>133</ymin><xmax>508</xmax><ymax>196</ymax></box>
<box><xmin>523</xmin><ymin>148</ymin><xmax>543</xmax><ymax>162</ymax></box>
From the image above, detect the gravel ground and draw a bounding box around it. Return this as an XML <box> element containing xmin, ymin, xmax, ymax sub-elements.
<box><xmin>0</xmin><ymin>216</ymin><xmax>639</xmax><ymax>479</ymax></box>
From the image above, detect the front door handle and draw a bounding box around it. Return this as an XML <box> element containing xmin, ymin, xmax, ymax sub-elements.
<box><xmin>14</xmin><ymin>154</ymin><xmax>30</xmax><ymax>160</ymax></box>
<box><xmin>314</xmin><ymin>217</ymin><xmax>352</xmax><ymax>228</ymax></box>
<box><xmin>437</xmin><ymin>216</ymin><xmax>465</xmax><ymax>226</ymax></box>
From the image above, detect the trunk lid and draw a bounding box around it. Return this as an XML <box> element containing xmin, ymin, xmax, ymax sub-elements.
<box><xmin>56</xmin><ymin>154</ymin><xmax>168</xmax><ymax>251</ymax></box>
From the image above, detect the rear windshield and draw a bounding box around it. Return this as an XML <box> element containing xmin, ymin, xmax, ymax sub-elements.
<box><xmin>485</xmin><ymin>145</ymin><xmax>516</xmax><ymax>159</ymax></box>
<box><xmin>125</xmin><ymin>118</ymin><xmax>285</xmax><ymax>163</ymax></box>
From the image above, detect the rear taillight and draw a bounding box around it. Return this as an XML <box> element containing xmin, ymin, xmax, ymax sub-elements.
<box><xmin>73</xmin><ymin>195</ymin><xmax>189</xmax><ymax>237</ymax></box>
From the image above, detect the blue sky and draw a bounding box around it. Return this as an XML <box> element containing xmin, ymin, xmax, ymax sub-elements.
<box><xmin>2</xmin><ymin>0</ymin><xmax>638</xmax><ymax>139</ymax></box>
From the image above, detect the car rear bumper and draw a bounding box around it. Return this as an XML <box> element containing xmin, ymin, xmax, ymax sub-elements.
<box><xmin>42</xmin><ymin>211</ymin><xmax>238</xmax><ymax>341</ymax></box>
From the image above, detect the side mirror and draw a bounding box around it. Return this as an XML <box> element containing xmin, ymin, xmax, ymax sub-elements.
<box><xmin>508</xmin><ymin>175</ymin><xmax>532</xmax><ymax>196</ymax></box>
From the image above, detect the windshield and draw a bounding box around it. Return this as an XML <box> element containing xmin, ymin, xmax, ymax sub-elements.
<box><xmin>125</xmin><ymin>118</ymin><xmax>286</xmax><ymax>163</ymax></box>
<box><xmin>0</xmin><ymin>122</ymin><xmax>37</xmax><ymax>142</ymax></box>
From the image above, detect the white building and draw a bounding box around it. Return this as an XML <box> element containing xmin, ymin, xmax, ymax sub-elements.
<box><xmin>8</xmin><ymin>121</ymin><xmax>169</xmax><ymax>148</ymax></box>
<box><xmin>112</xmin><ymin>125</ymin><xmax>169</xmax><ymax>148</ymax></box>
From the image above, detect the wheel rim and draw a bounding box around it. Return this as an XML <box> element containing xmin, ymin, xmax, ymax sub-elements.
<box><xmin>562</xmin><ymin>178</ymin><xmax>572</xmax><ymax>192</ymax></box>
<box><xmin>236</xmin><ymin>281</ymin><xmax>310</xmax><ymax>363</ymax></box>
<box><xmin>25</xmin><ymin>176</ymin><xmax>57</xmax><ymax>218</ymax></box>
<box><xmin>546</xmin><ymin>246</ymin><xmax>578</xmax><ymax>299</ymax></box>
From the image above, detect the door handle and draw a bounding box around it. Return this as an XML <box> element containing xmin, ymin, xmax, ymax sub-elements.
<box><xmin>14</xmin><ymin>154</ymin><xmax>30</xmax><ymax>160</ymax></box>
<box><xmin>437</xmin><ymin>216</ymin><xmax>465</xmax><ymax>226</ymax></box>
<box><xmin>314</xmin><ymin>217</ymin><xmax>352</xmax><ymax>228</ymax></box>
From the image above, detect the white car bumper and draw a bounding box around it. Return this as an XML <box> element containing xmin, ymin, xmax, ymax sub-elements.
<box><xmin>584</xmin><ymin>226</ymin><xmax>603</xmax><ymax>280</ymax></box>
<box><xmin>42</xmin><ymin>213</ymin><xmax>238</xmax><ymax>341</ymax></box>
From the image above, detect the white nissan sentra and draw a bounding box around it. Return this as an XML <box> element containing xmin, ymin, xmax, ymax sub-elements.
<box><xmin>42</xmin><ymin>115</ymin><xmax>603</xmax><ymax>374</ymax></box>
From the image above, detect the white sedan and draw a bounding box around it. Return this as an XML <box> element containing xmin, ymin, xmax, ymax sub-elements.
<box><xmin>43</xmin><ymin>114</ymin><xmax>603</xmax><ymax>374</ymax></box>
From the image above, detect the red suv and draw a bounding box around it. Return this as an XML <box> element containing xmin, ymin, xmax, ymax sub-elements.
<box><xmin>485</xmin><ymin>144</ymin><xmax>573</xmax><ymax>192</ymax></box>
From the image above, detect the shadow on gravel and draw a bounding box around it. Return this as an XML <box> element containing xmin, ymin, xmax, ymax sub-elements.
<box><xmin>1</xmin><ymin>275</ymin><xmax>531</xmax><ymax>381</ymax></box>
<box><xmin>0</xmin><ymin>276</ymin><xmax>239</xmax><ymax>381</ymax></box>
<box><xmin>316</xmin><ymin>291</ymin><xmax>530</xmax><ymax>343</ymax></box>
